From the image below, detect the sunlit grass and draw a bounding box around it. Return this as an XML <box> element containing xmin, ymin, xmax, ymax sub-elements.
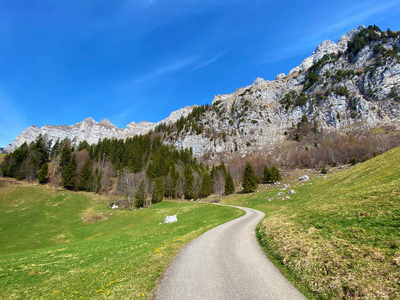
<box><xmin>0</xmin><ymin>183</ymin><xmax>243</xmax><ymax>299</ymax></box>
<box><xmin>223</xmin><ymin>146</ymin><xmax>400</xmax><ymax>299</ymax></box>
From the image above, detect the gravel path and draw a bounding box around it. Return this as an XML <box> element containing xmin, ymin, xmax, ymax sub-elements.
<box><xmin>155</xmin><ymin>205</ymin><xmax>307</xmax><ymax>300</ymax></box>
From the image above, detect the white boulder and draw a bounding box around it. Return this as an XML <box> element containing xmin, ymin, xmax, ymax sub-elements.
<box><xmin>298</xmin><ymin>175</ymin><xmax>310</xmax><ymax>181</ymax></box>
<box><xmin>164</xmin><ymin>215</ymin><xmax>178</xmax><ymax>224</ymax></box>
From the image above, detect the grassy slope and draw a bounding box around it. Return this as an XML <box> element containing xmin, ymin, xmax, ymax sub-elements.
<box><xmin>223</xmin><ymin>146</ymin><xmax>400</xmax><ymax>299</ymax></box>
<box><xmin>0</xmin><ymin>153</ymin><xmax>5</xmax><ymax>164</ymax></box>
<box><xmin>0</xmin><ymin>183</ymin><xmax>243</xmax><ymax>299</ymax></box>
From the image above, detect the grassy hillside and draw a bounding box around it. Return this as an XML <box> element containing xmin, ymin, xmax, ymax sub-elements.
<box><xmin>0</xmin><ymin>183</ymin><xmax>242</xmax><ymax>299</ymax></box>
<box><xmin>223</xmin><ymin>146</ymin><xmax>400</xmax><ymax>299</ymax></box>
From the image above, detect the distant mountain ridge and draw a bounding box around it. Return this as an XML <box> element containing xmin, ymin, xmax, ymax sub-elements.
<box><xmin>6</xmin><ymin>25</ymin><xmax>400</xmax><ymax>157</ymax></box>
<box><xmin>5</xmin><ymin>106</ymin><xmax>195</xmax><ymax>152</ymax></box>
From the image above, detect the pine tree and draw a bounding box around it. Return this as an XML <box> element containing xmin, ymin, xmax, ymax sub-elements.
<box><xmin>62</xmin><ymin>153</ymin><xmax>77</xmax><ymax>190</ymax></box>
<box><xmin>38</xmin><ymin>162</ymin><xmax>48</xmax><ymax>184</ymax></box>
<box><xmin>59</xmin><ymin>141</ymin><xmax>71</xmax><ymax>173</ymax></box>
<box><xmin>211</xmin><ymin>166</ymin><xmax>218</xmax><ymax>183</ymax></box>
<box><xmin>224</xmin><ymin>171</ymin><xmax>235</xmax><ymax>195</ymax></box>
<box><xmin>263</xmin><ymin>165</ymin><xmax>271</xmax><ymax>183</ymax></box>
<box><xmin>32</xmin><ymin>134</ymin><xmax>49</xmax><ymax>167</ymax></box>
<box><xmin>219</xmin><ymin>162</ymin><xmax>227</xmax><ymax>176</ymax></box>
<box><xmin>184</xmin><ymin>166</ymin><xmax>194</xmax><ymax>199</ymax></box>
<box><xmin>270</xmin><ymin>166</ymin><xmax>282</xmax><ymax>182</ymax></box>
<box><xmin>201</xmin><ymin>170</ymin><xmax>212</xmax><ymax>197</ymax></box>
<box><xmin>242</xmin><ymin>163</ymin><xmax>259</xmax><ymax>193</ymax></box>
<box><xmin>135</xmin><ymin>179</ymin><xmax>146</xmax><ymax>208</ymax></box>
<box><xmin>78</xmin><ymin>159</ymin><xmax>92</xmax><ymax>191</ymax></box>
<box><xmin>91</xmin><ymin>168</ymin><xmax>102</xmax><ymax>193</ymax></box>
<box><xmin>152</xmin><ymin>178</ymin><xmax>164</xmax><ymax>203</ymax></box>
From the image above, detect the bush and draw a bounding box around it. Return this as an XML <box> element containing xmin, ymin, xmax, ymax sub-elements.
<box><xmin>350</xmin><ymin>157</ymin><xmax>358</xmax><ymax>165</ymax></box>
<box><xmin>321</xmin><ymin>166</ymin><xmax>327</xmax><ymax>174</ymax></box>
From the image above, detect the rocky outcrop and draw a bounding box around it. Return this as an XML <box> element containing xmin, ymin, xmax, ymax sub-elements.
<box><xmin>163</xmin><ymin>25</ymin><xmax>400</xmax><ymax>157</ymax></box>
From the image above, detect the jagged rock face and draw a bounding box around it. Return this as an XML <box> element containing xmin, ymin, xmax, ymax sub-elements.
<box><xmin>6</xmin><ymin>26</ymin><xmax>400</xmax><ymax>159</ymax></box>
<box><xmin>5</xmin><ymin>106</ymin><xmax>195</xmax><ymax>152</ymax></box>
<box><xmin>165</xmin><ymin>25</ymin><xmax>400</xmax><ymax>158</ymax></box>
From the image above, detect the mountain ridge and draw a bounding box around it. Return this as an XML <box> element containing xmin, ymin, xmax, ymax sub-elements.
<box><xmin>159</xmin><ymin>24</ymin><xmax>400</xmax><ymax>159</ymax></box>
<box><xmin>5</xmin><ymin>105</ymin><xmax>196</xmax><ymax>152</ymax></box>
<box><xmin>6</xmin><ymin>25</ymin><xmax>400</xmax><ymax>158</ymax></box>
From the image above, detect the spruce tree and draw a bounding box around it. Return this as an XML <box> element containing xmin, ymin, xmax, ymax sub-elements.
<box><xmin>62</xmin><ymin>153</ymin><xmax>77</xmax><ymax>190</ymax></box>
<box><xmin>91</xmin><ymin>168</ymin><xmax>102</xmax><ymax>193</ymax></box>
<box><xmin>211</xmin><ymin>166</ymin><xmax>218</xmax><ymax>183</ymax></box>
<box><xmin>263</xmin><ymin>165</ymin><xmax>271</xmax><ymax>183</ymax></box>
<box><xmin>270</xmin><ymin>166</ymin><xmax>282</xmax><ymax>182</ymax></box>
<box><xmin>152</xmin><ymin>178</ymin><xmax>164</xmax><ymax>203</ymax></box>
<box><xmin>78</xmin><ymin>159</ymin><xmax>92</xmax><ymax>191</ymax></box>
<box><xmin>135</xmin><ymin>179</ymin><xmax>146</xmax><ymax>208</ymax></box>
<box><xmin>201</xmin><ymin>170</ymin><xmax>212</xmax><ymax>197</ymax></box>
<box><xmin>38</xmin><ymin>162</ymin><xmax>48</xmax><ymax>184</ymax></box>
<box><xmin>242</xmin><ymin>163</ymin><xmax>259</xmax><ymax>193</ymax></box>
<box><xmin>219</xmin><ymin>162</ymin><xmax>227</xmax><ymax>176</ymax></box>
<box><xmin>59</xmin><ymin>141</ymin><xmax>71</xmax><ymax>173</ymax></box>
<box><xmin>184</xmin><ymin>166</ymin><xmax>194</xmax><ymax>199</ymax></box>
<box><xmin>224</xmin><ymin>171</ymin><xmax>235</xmax><ymax>195</ymax></box>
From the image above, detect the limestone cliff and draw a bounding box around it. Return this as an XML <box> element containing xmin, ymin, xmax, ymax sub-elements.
<box><xmin>160</xmin><ymin>25</ymin><xmax>400</xmax><ymax>158</ymax></box>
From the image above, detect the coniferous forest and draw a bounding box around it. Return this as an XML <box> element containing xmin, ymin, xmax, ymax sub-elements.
<box><xmin>1</xmin><ymin>132</ymin><xmax>274</xmax><ymax>207</ymax></box>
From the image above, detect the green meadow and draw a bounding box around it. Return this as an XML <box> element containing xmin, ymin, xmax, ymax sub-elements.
<box><xmin>1</xmin><ymin>146</ymin><xmax>399</xmax><ymax>299</ymax></box>
<box><xmin>223</xmin><ymin>146</ymin><xmax>400</xmax><ymax>299</ymax></box>
<box><xmin>0</xmin><ymin>183</ymin><xmax>242</xmax><ymax>299</ymax></box>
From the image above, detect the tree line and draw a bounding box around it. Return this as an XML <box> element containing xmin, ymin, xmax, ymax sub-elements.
<box><xmin>0</xmin><ymin>133</ymin><xmax>282</xmax><ymax>207</ymax></box>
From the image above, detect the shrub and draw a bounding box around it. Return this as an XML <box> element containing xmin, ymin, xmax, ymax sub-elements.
<box><xmin>350</xmin><ymin>157</ymin><xmax>358</xmax><ymax>165</ymax></box>
<box><xmin>321</xmin><ymin>166</ymin><xmax>327</xmax><ymax>174</ymax></box>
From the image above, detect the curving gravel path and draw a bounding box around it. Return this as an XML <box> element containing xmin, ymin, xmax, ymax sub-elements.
<box><xmin>155</xmin><ymin>205</ymin><xmax>307</xmax><ymax>300</ymax></box>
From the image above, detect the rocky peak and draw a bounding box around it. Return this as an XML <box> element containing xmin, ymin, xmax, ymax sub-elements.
<box><xmin>251</xmin><ymin>77</ymin><xmax>267</xmax><ymax>87</ymax></box>
<box><xmin>289</xmin><ymin>39</ymin><xmax>339</xmax><ymax>75</ymax></box>
<box><xmin>99</xmin><ymin>119</ymin><xmax>117</xmax><ymax>128</ymax></box>
<box><xmin>159</xmin><ymin>105</ymin><xmax>196</xmax><ymax>125</ymax></box>
<box><xmin>81</xmin><ymin>117</ymin><xmax>97</xmax><ymax>126</ymax></box>
<box><xmin>347</xmin><ymin>25</ymin><xmax>366</xmax><ymax>40</ymax></box>
<box><xmin>288</xmin><ymin>25</ymin><xmax>367</xmax><ymax>76</ymax></box>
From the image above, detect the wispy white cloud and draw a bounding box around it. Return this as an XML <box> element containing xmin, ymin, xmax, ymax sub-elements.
<box><xmin>324</xmin><ymin>0</ymin><xmax>400</xmax><ymax>34</ymax></box>
<box><xmin>259</xmin><ymin>0</ymin><xmax>400</xmax><ymax>69</ymax></box>
<box><xmin>192</xmin><ymin>50</ymin><xmax>230</xmax><ymax>72</ymax></box>
<box><xmin>130</xmin><ymin>55</ymin><xmax>199</xmax><ymax>86</ymax></box>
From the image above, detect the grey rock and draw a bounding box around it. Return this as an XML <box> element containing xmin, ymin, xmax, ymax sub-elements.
<box><xmin>275</xmin><ymin>73</ymin><xmax>286</xmax><ymax>80</ymax></box>
<box><xmin>164</xmin><ymin>215</ymin><xmax>178</xmax><ymax>224</ymax></box>
<box><xmin>298</xmin><ymin>175</ymin><xmax>309</xmax><ymax>181</ymax></box>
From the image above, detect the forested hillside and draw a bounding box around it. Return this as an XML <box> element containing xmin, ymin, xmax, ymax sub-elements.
<box><xmin>0</xmin><ymin>133</ymin><xmax>241</xmax><ymax>205</ymax></box>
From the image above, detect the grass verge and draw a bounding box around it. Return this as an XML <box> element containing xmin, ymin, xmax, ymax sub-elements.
<box><xmin>223</xmin><ymin>146</ymin><xmax>400</xmax><ymax>299</ymax></box>
<box><xmin>0</xmin><ymin>182</ymin><xmax>243</xmax><ymax>299</ymax></box>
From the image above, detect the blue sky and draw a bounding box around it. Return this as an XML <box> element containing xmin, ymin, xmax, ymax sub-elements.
<box><xmin>1</xmin><ymin>0</ymin><xmax>400</xmax><ymax>147</ymax></box>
